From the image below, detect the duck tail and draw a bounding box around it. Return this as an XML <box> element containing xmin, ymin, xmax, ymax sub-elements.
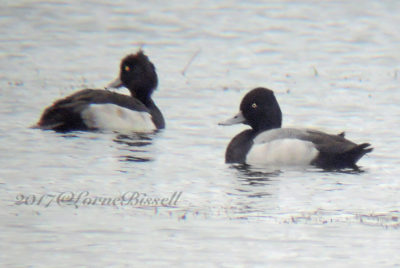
<box><xmin>342</xmin><ymin>143</ymin><xmax>373</xmax><ymax>166</ymax></box>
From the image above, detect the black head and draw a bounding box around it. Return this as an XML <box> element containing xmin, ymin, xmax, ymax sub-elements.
<box><xmin>240</xmin><ymin>87</ymin><xmax>282</xmax><ymax>131</ymax></box>
<box><xmin>109</xmin><ymin>50</ymin><xmax>158</xmax><ymax>104</ymax></box>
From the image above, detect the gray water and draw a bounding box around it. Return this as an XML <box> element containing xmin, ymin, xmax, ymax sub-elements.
<box><xmin>1</xmin><ymin>0</ymin><xmax>400</xmax><ymax>267</ymax></box>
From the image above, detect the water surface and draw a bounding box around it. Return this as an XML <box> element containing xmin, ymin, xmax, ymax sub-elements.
<box><xmin>1</xmin><ymin>0</ymin><xmax>400</xmax><ymax>266</ymax></box>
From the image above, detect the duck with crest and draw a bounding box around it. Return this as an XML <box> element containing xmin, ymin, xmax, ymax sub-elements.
<box><xmin>35</xmin><ymin>50</ymin><xmax>165</xmax><ymax>133</ymax></box>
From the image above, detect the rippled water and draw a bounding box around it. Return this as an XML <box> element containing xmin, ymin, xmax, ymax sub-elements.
<box><xmin>1</xmin><ymin>0</ymin><xmax>400</xmax><ymax>266</ymax></box>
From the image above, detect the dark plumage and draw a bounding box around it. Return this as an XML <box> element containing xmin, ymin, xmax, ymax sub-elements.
<box><xmin>35</xmin><ymin>51</ymin><xmax>165</xmax><ymax>132</ymax></box>
<box><xmin>219</xmin><ymin>87</ymin><xmax>373</xmax><ymax>169</ymax></box>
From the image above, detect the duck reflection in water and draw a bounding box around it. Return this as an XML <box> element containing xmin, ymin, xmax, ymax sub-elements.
<box><xmin>114</xmin><ymin>133</ymin><xmax>155</xmax><ymax>163</ymax></box>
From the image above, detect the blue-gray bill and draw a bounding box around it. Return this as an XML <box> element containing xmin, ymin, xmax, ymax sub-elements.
<box><xmin>218</xmin><ymin>111</ymin><xmax>246</xmax><ymax>126</ymax></box>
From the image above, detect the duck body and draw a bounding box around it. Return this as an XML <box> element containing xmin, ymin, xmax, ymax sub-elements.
<box><xmin>37</xmin><ymin>89</ymin><xmax>164</xmax><ymax>132</ymax></box>
<box><xmin>36</xmin><ymin>51</ymin><xmax>164</xmax><ymax>133</ymax></box>
<box><xmin>226</xmin><ymin>127</ymin><xmax>372</xmax><ymax>169</ymax></box>
<box><xmin>220</xmin><ymin>87</ymin><xmax>372</xmax><ymax>169</ymax></box>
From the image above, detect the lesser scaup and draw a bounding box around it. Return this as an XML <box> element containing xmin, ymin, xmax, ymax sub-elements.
<box><xmin>35</xmin><ymin>50</ymin><xmax>165</xmax><ymax>132</ymax></box>
<box><xmin>219</xmin><ymin>87</ymin><xmax>373</xmax><ymax>169</ymax></box>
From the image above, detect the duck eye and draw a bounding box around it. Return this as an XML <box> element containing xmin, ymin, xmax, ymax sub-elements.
<box><xmin>251</xmin><ymin>103</ymin><xmax>258</xmax><ymax>109</ymax></box>
<box><xmin>124</xmin><ymin>65</ymin><xmax>130</xmax><ymax>72</ymax></box>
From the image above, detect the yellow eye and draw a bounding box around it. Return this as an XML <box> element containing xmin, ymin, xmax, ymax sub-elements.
<box><xmin>252</xmin><ymin>103</ymin><xmax>258</xmax><ymax>109</ymax></box>
<box><xmin>124</xmin><ymin>65</ymin><xmax>130</xmax><ymax>72</ymax></box>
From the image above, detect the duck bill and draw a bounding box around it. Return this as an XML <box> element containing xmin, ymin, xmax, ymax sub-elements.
<box><xmin>218</xmin><ymin>111</ymin><xmax>247</xmax><ymax>126</ymax></box>
<box><xmin>106</xmin><ymin>77</ymin><xmax>123</xmax><ymax>89</ymax></box>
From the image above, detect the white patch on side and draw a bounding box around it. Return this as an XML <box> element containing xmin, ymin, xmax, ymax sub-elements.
<box><xmin>246</xmin><ymin>138</ymin><xmax>318</xmax><ymax>166</ymax></box>
<box><xmin>81</xmin><ymin>104</ymin><xmax>156</xmax><ymax>133</ymax></box>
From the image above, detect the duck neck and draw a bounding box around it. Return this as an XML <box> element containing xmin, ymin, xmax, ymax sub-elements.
<box><xmin>131</xmin><ymin>87</ymin><xmax>153</xmax><ymax>106</ymax></box>
<box><xmin>253</xmin><ymin>120</ymin><xmax>281</xmax><ymax>133</ymax></box>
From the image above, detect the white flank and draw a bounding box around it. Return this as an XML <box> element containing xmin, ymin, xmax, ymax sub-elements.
<box><xmin>81</xmin><ymin>104</ymin><xmax>156</xmax><ymax>133</ymax></box>
<box><xmin>246</xmin><ymin>138</ymin><xmax>318</xmax><ymax>166</ymax></box>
